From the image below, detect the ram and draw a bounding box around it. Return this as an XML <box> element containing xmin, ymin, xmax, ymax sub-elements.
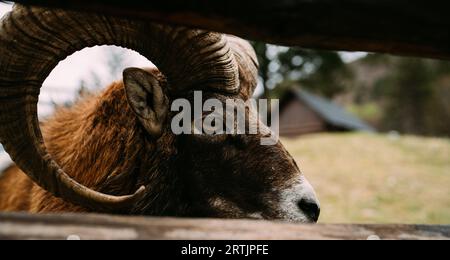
<box><xmin>0</xmin><ymin>5</ymin><xmax>319</xmax><ymax>222</ymax></box>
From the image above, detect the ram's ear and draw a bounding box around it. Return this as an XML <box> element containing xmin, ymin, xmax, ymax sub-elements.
<box><xmin>123</xmin><ymin>68</ymin><xmax>169</xmax><ymax>137</ymax></box>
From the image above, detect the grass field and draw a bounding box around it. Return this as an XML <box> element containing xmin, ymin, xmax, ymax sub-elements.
<box><xmin>282</xmin><ymin>133</ymin><xmax>450</xmax><ymax>224</ymax></box>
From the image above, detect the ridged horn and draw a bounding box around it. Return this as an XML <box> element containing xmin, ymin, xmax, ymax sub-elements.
<box><xmin>0</xmin><ymin>4</ymin><xmax>239</xmax><ymax>212</ymax></box>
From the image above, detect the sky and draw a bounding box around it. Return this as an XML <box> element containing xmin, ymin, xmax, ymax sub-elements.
<box><xmin>0</xmin><ymin>2</ymin><xmax>366</xmax><ymax>115</ymax></box>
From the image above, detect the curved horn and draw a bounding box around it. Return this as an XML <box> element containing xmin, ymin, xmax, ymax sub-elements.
<box><xmin>227</xmin><ymin>36</ymin><xmax>260</xmax><ymax>98</ymax></box>
<box><xmin>0</xmin><ymin>5</ymin><xmax>239</xmax><ymax>212</ymax></box>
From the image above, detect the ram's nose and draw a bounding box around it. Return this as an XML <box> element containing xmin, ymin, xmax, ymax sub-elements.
<box><xmin>297</xmin><ymin>198</ymin><xmax>320</xmax><ymax>222</ymax></box>
<box><xmin>297</xmin><ymin>177</ymin><xmax>320</xmax><ymax>222</ymax></box>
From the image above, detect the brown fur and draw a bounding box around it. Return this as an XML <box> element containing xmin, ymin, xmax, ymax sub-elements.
<box><xmin>0</xmin><ymin>80</ymin><xmax>146</xmax><ymax>212</ymax></box>
<box><xmin>0</xmin><ymin>69</ymin><xmax>303</xmax><ymax>219</ymax></box>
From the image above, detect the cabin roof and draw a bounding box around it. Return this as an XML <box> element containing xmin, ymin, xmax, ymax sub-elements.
<box><xmin>282</xmin><ymin>88</ymin><xmax>375</xmax><ymax>132</ymax></box>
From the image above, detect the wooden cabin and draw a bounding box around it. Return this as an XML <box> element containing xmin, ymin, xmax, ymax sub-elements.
<box><xmin>279</xmin><ymin>88</ymin><xmax>374</xmax><ymax>137</ymax></box>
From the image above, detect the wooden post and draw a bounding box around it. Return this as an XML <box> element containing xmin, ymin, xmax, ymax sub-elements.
<box><xmin>10</xmin><ymin>0</ymin><xmax>450</xmax><ymax>59</ymax></box>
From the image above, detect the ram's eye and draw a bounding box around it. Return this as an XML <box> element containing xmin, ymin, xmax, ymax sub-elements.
<box><xmin>192</xmin><ymin>112</ymin><xmax>225</xmax><ymax>136</ymax></box>
<box><xmin>191</xmin><ymin>117</ymin><xmax>204</xmax><ymax>135</ymax></box>
<box><xmin>203</xmin><ymin>121</ymin><xmax>220</xmax><ymax>135</ymax></box>
<box><xmin>189</xmin><ymin>115</ymin><xmax>228</xmax><ymax>144</ymax></box>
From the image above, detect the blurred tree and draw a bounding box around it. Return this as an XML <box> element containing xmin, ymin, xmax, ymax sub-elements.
<box><xmin>78</xmin><ymin>47</ymin><xmax>127</xmax><ymax>90</ymax></box>
<box><xmin>106</xmin><ymin>48</ymin><xmax>127</xmax><ymax>81</ymax></box>
<box><xmin>343</xmin><ymin>54</ymin><xmax>449</xmax><ymax>136</ymax></box>
<box><xmin>377</xmin><ymin>58</ymin><xmax>450</xmax><ymax>136</ymax></box>
<box><xmin>251</xmin><ymin>42</ymin><xmax>353</xmax><ymax>99</ymax></box>
<box><xmin>379</xmin><ymin>59</ymin><xmax>434</xmax><ymax>134</ymax></box>
<box><xmin>278</xmin><ymin>48</ymin><xmax>353</xmax><ymax>98</ymax></box>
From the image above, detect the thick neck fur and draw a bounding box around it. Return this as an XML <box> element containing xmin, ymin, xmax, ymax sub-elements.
<box><xmin>42</xmin><ymin>82</ymin><xmax>185</xmax><ymax>215</ymax></box>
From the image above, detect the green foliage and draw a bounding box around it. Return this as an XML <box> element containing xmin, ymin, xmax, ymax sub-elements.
<box><xmin>251</xmin><ymin>42</ymin><xmax>353</xmax><ymax>99</ymax></box>
<box><xmin>374</xmin><ymin>57</ymin><xmax>450</xmax><ymax>136</ymax></box>
<box><xmin>251</xmin><ymin>42</ymin><xmax>449</xmax><ymax>137</ymax></box>
<box><xmin>279</xmin><ymin>48</ymin><xmax>353</xmax><ymax>98</ymax></box>
<box><xmin>347</xmin><ymin>103</ymin><xmax>383</xmax><ymax>125</ymax></box>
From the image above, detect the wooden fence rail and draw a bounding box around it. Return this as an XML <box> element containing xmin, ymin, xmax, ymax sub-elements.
<box><xmin>0</xmin><ymin>213</ymin><xmax>448</xmax><ymax>240</ymax></box>
<box><xmin>11</xmin><ymin>0</ymin><xmax>450</xmax><ymax>60</ymax></box>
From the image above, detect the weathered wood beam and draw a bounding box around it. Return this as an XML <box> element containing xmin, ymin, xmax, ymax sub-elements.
<box><xmin>10</xmin><ymin>0</ymin><xmax>450</xmax><ymax>60</ymax></box>
<box><xmin>0</xmin><ymin>213</ymin><xmax>448</xmax><ymax>240</ymax></box>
